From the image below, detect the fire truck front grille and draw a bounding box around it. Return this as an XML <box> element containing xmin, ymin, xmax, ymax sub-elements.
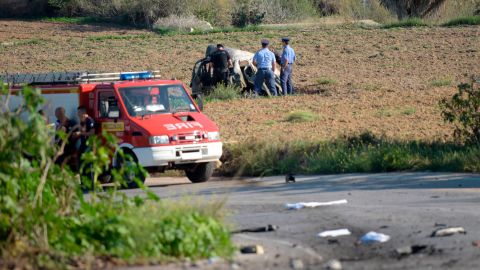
<box><xmin>176</xmin><ymin>132</ymin><xmax>203</xmax><ymax>143</ymax></box>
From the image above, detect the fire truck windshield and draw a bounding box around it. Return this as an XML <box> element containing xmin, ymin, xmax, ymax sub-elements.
<box><xmin>118</xmin><ymin>84</ymin><xmax>197</xmax><ymax>117</ymax></box>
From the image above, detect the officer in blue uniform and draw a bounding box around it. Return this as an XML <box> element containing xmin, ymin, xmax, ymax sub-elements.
<box><xmin>280</xmin><ymin>37</ymin><xmax>296</xmax><ymax>95</ymax></box>
<box><xmin>253</xmin><ymin>39</ymin><xmax>277</xmax><ymax>96</ymax></box>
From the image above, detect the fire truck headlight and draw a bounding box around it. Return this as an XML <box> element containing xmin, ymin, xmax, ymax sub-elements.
<box><xmin>149</xmin><ymin>135</ymin><xmax>169</xmax><ymax>145</ymax></box>
<box><xmin>207</xmin><ymin>131</ymin><xmax>220</xmax><ymax>141</ymax></box>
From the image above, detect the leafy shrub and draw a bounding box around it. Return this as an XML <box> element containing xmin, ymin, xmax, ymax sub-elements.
<box><xmin>231</xmin><ymin>0</ymin><xmax>317</xmax><ymax>27</ymax></box>
<box><xmin>313</xmin><ymin>0</ymin><xmax>340</xmax><ymax>16</ymax></box>
<box><xmin>0</xmin><ymin>84</ymin><xmax>233</xmax><ymax>268</ymax></box>
<box><xmin>440</xmin><ymin>79</ymin><xmax>480</xmax><ymax>144</ymax></box>
<box><xmin>231</xmin><ymin>0</ymin><xmax>266</xmax><ymax>27</ymax></box>
<box><xmin>205</xmin><ymin>84</ymin><xmax>242</xmax><ymax>101</ymax></box>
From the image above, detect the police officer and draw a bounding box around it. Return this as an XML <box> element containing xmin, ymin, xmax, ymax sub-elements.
<box><xmin>253</xmin><ymin>39</ymin><xmax>277</xmax><ymax>96</ymax></box>
<box><xmin>280</xmin><ymin>37</ymin><xmax>296</xmax><ymax>95</ymax></box>
<box><xmin>210</xmin><ymin>44</ymin><xmax>232</xmax><ymax>86</ymax></box>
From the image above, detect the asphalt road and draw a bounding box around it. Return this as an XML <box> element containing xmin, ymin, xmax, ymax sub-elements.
<box><xmin>124</xmin><ymin>173</ymin><xmax>480</xmax><ymax>270</ymax></box>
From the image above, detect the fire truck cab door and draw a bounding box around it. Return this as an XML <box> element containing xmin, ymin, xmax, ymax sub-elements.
<box><xmin>95</xmin><ymin>89</ymin><xmax>127</xmax><ymax>141</ymax></box>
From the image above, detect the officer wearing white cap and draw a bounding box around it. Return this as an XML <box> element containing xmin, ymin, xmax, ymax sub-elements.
<box><xmin>280</xmin><ymin>37</ymin><xmax>296</xmax><ymax>95</ymax></box>
<box><xmin>252</xmin><ymin>39</ymin><xmax>277</xmax><ymax>96</ymax></box>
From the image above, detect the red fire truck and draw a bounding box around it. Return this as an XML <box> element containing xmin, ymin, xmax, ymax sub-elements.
<box><xmin>2</xmin><ymin>71</ymin><xmax>222</xmax><ymax>185</ymax></box>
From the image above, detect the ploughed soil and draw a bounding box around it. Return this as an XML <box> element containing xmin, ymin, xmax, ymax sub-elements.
<box><xmin>1</xmin><ymin>20</ymin><xmax>479</xmax><ymax>142</ymax></box>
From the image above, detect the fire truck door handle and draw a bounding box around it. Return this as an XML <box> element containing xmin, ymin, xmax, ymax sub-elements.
<box><xmin>132</xmin><ymin>131</ymin><xmax>143</xmax><ymax>136</ymax></box>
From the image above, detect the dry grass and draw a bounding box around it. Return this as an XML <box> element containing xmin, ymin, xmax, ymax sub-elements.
<box><xmin>1</xmin><ymin>20</ymin><xmax>479</xmax><ymax>143</ymax></box>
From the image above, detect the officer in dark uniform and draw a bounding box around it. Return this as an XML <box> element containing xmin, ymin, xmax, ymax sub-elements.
<box><xmin>209</xmin><ymin>44</ymin><xmax>232</xmax><ymax>86</ymax></box>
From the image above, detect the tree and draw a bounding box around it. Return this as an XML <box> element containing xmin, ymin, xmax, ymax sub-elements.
<box><xmin>379</xmin><ymin>0</ymin><xmax>447</xmax><ymax>19</ymax></box>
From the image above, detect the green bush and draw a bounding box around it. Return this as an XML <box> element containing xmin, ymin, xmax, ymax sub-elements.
<box><xmin>219</xmin><ymin>132</ymin><xmax>480</xmax><ymax>176</ymax></box>
<box><xmin>0</xmin><ymin>84</ymin><xmax>233</xmax><ymax>268</ymax></box>
<box><xmin>382</xmin><ymin>17</ymin><xmax>429</xmax><ymax>28</ymax></box>
<box><xmin>205</xmin><ymin>84</ymin><xmax>242</xmax><ymax>102</ymax></box>
<box><xmin>442</xmin><ymin>15</ymin><xmax>480</xmax><ymax>26</ymax></box>
<box><xmin>440</xmin><ymin>79</ymin><xmax>480</xmax><ymax>144</ymax></box>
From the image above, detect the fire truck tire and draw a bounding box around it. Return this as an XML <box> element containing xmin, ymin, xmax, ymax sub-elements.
<box><xmin>185</xmin><ymin>162</ymin><xmax>214</xmax><ymax>183</ymax></box>
<box><xmin>116</xmin><ymin>150</ymin><xmax>146</xmax><ymax>189</ymax></box>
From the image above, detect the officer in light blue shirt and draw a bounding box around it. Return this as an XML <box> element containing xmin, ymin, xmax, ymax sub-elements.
<box><xmin>253</xmin><ymin>39</ymin><xmax>277</xmax><ymax>96</ymax></box>
<box><xmin>280</xmin><ymin>37</ymin><xmax>296</xmax><ymax>95</ymax></box>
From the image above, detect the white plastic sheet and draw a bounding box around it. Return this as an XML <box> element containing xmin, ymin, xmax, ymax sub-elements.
<box><xmin>360</xmin><ymin>231</ymin><xmax>391</xmax><ymax>244</ymax></box>
<box><xmin>318</xmin><ymin>229</ymin><xmax>351</xmax><ymax>237</ymax></box>
<box><xmin>285</xmin><ymin>199</ymin><xmax>348</xmax><ymax>210</ymax></box>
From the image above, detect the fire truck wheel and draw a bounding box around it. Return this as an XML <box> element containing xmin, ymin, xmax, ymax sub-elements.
<box><xmin>185</xmin><ymin>162</ymin><xmax>214</xmax><ymax>183</ymax></box>
<box><xmin>116</xmin><ymin>151</ymin><xmax>146</xmax><ymax>189</ymax></box>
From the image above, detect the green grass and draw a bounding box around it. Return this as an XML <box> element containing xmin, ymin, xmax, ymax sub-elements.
<box><xmin>382</xmin><ymin>18</ymin><xmax>429</xmax><ymax>29</ymax></box>
<box><xmin>376</xmin><ymin>109</ymin><xmax>393</xmax><ymax>117</ymax></box>
<box><xmin>285</xmin><ymin>110</ymin><xmax>318</xmax><ymax>123</ymax></box>
<box><xmin>430</xmin><ymin>77</ymin><xmax>453</xmax><ymax>87</ymax></box>
<box><xmin>400</xmin><ymin>107</ymin><xmax>416</xmax><ymax>116</ymax></box>
<box><xmin>205</xmin><ymin>84</ymin><xmax>242</xmax><ymax>102</ymax></box>
<box><xmin>42</xmin><ymin>16</ymin><xmax>110</xmax><ymax>24</ymax></box>
<box><xmin>316</xmin><ymin>77</ymin><xmax>337</xmax><ymax>86</ymax></box>
<box><xmin>219</xmin><ymin>133</ymin><xmax>480</xmax><ymax>176</ymax></box>
<box><xmin>442</xmin><ymin>16</ymin><xmax>480</xmax><ymax>27</ymax></box>
<box><xmin>88</xmin><ymin>34</ymin><xmax>152</xmax><ymax>42</ymax></box>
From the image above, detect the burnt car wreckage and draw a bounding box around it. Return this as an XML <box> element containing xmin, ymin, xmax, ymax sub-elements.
<box><xmin>190</xmin><ymin>45</ymin><xmax>284</xmax><ymax>107</ymax></box>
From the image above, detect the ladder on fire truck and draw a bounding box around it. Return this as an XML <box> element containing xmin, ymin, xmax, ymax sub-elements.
<box><xmin>0</xmin><ymin>71</ymin><xmax>161</xmax><ymax>86</ymax></box>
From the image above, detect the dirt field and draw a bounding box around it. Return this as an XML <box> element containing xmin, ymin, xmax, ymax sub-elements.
<box><xmin>1</xmin><ymin>20</ymin><xmax>479</xmax><ymax>142</ymax></box>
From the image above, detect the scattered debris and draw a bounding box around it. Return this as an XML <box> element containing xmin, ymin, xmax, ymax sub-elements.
<box><xmin>290</xmin><ymin>258</ymin><xmax>304</xmax><ymax>269</ymax></box>
<box><xmin>328</xmin><ymin>239</ymin><xmax>340</xmax><ymax>245</ymax></box>
<box><xmin>285</xmin><ymin>200</ymin><xmax>348</xmax><ymax>210</ymax></box>
<box><xmin>240</xmin><ymin>245</ymin><xmax>264</xmax><ymax>254</ymax></box>
<box><xmin>208</xmin><ymin>257</ymin><xmax>220</xmax><ymax>264</ymax></box>
<box><xmin>395</xmin><ymin>245</ymin><xmax>428</xmax><ymax>257</ymax></box>
<box><xmin>431</xmin><ymin>227</ymin><xmax>466</xmax><ymax>237</ymax></box>
<box><xmin>318</xmin><ymin>229</ymin><xmax>351</xmax><ymax>238</ymax></box>
<box><xmin>286</xmin><ymin>173</ymin><xmax>296</xmax><ymax>183</ymax></box>
<box><xmin>325</xmin><ymin>259</ymin><xmax>342</xmax><ymax>270</ymax></box>
<box><xmin>232</xmin><ymin>224</ymin><xmax>279</xmax><ymax>234</ymax></box>
<box><xmin>472</xmin><ymin>240</ymin><xmax>480</xmax><ymax>247</ymax></box>
<box><xmin>360</xmin><ymin>231</ymin><xmax>391</xmax><ymax>244</ymax></box>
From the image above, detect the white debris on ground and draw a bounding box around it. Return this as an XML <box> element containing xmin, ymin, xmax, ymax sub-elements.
<box><xmin>360</xmin><ymin>231</ymin><xmax>391</xmax><ymax>244</ymax></box>
<box><xmin>285</xmin><ymin>200</ymin><xmax>348</xmax><ymax>210</ymax></box>
<box><xmin>318</xmin><ymin>229</ymin><xmax>352</xmax><ymax>238</ymax></box>
<box><xmin>431</xmin><ymin>227</ymin><xmax>466</xmax><ymax>237</ymax></box>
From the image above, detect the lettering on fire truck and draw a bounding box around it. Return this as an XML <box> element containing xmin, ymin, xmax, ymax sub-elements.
<box><xmin>164</xmin><ymin>122</ymin><xmax>203</xmax><ymax>131</ymax></box>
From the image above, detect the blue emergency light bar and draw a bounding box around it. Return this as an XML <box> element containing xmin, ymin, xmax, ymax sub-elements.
<box><xmin>120</xmin><ymin>71</ymin><xmax>153</xmax><ymax>80</ymax></box>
